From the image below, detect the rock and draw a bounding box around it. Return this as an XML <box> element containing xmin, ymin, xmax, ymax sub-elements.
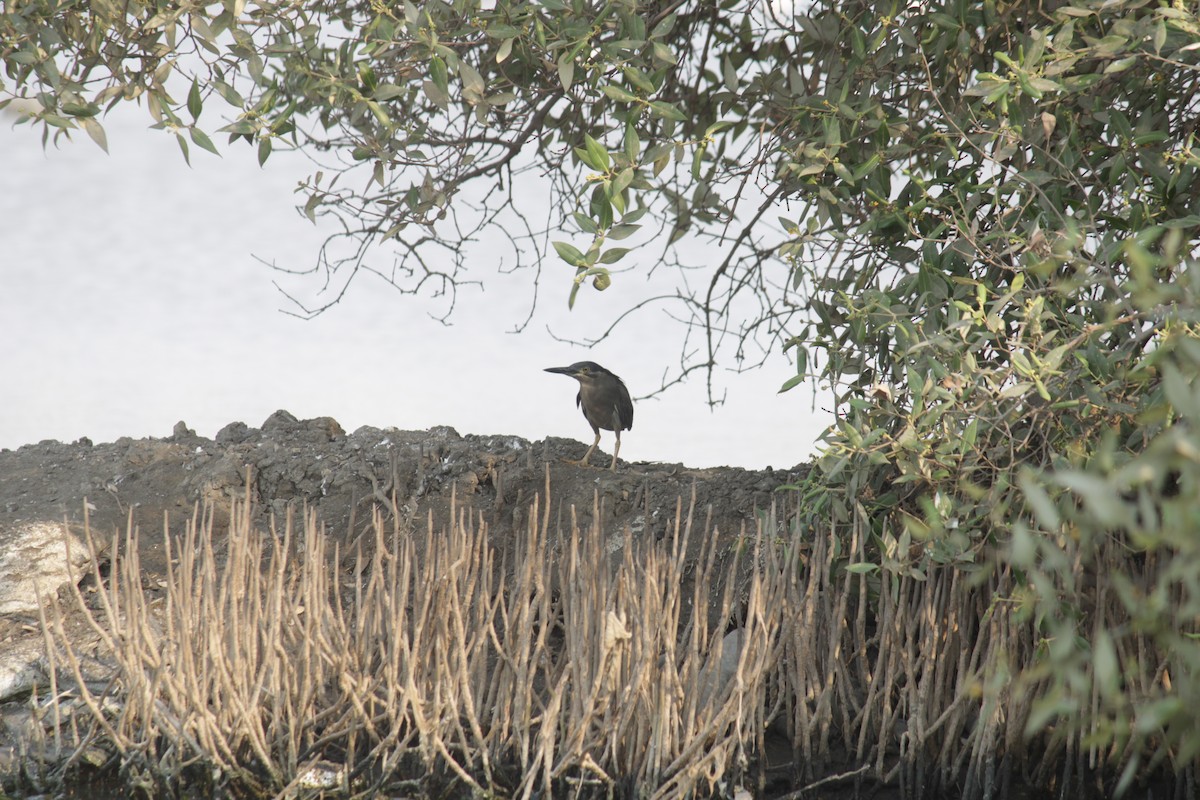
<box><xmin>170</xmin><ymin>421</ymin><xmax>196</xmax><ymax>440</ymax></box>
<box><xmin>296</xmin><ymin>762</ymin><xmax>346</xmax><ymax>789</ymax></box>
<box><xmin>697</xmin><ymin>627</ymin><xmax>745</xmax><ymax>707</ymax></box>
<box><xmin>261</xmin><ymin>409</ymin><xmax>299</xmax><ymax>431</ymax></box>
<box><xmin>308</xmin><ymin>416</ymin><xmax>345</xmax><ymax>440</ymax></box>
<box><xmin>0</xmin><ymin>632</ymin><xmax>45</xmax><ymax>702</ymax></box>
<box><xmin>215</xmin><ymin>421</ymin><xmax>252</xmax><ymax>445</ymax></box>
<box><xmin>0</xmin><ymin>522</ymin><xmax>89</xmax><ymax>701</ymax></box>
<box><xmin>0</xmin><ymin>522</ymin><xmax>89</xmax><ymax>616</ymax></box>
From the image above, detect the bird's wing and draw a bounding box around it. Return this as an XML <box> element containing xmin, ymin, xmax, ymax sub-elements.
<box><xmin>618</xmin><ymin>382</ymin><xmax>634</xmax><ymax>430</ymax></box>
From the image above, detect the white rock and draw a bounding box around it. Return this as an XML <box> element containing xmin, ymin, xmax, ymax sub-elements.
<box><xmin>0</xmin><ymin>522</ymin><xmax>91</xmax><ymax>616</ymax></box>
<box><xmin>0</xmin><ymin>633</ymin><xmax>45</xmax><ymax>701</ymax></box>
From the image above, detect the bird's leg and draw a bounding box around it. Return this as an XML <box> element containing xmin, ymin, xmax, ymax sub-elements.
<box><xmin>570</xmin><ymin>431</ymin><xmax>601</xmax><ymax>468</ymax></box>
<box><xmin>609</xmin><ymin>431</ymin><xmax>621</xmax><ymax>471</ymax></box>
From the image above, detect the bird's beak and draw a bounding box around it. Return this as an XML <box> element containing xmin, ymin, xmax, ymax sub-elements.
<box><xmin>544</xmin><ymin>366</ymin><xmax>575</xmax><ymax>376</ymax></box>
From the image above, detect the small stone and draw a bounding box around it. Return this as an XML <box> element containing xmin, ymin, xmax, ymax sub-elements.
<box><xmin>296</xmin><ymin>762</ymin><xmax>345</xmax><ymax>789</ymax></box>
<box><xmin>262</xmin><ymin>410</ymin><xmax>299</xmax><ymax>431</ymax></box>
<box><xmin>304</xmin><ymin>416</ymin><xmax>345</xmax><ymax>440</ymax></box>
<box><xmin>215</xmin><ymin>421</ymin><xmax>251</xmax><ymax>444</ymax></box>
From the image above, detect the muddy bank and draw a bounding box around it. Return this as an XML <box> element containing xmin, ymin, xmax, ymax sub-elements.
<box><xmin>0</xmin><ymin>413</ymin><xmax>808</xmax><ymax>796</ymax></box>
<box><xmin>0</xmin><ymin>411</ymin><xmax>802</xmax><ymax>577</ymax></box>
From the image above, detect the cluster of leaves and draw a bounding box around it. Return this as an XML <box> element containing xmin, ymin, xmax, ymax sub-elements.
<box><xmin>1</xmin><ymin>0</ymin><xmax>821</xmax><ymax>372</ymax></box>
<box><xmin>3</xmin><ymin>0</ymin><xmax>741</xmax><ymax>327</ymax></box>
<box><xmin>785</xmin><ymin>0</ymin><xmax>1200</xmax><ymax>786</ymax></box>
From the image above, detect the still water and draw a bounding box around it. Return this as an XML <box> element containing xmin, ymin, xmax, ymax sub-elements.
<box><xmin>2</xmin><ymin>106</ymin><xmax>828</xmax><ymax>469</ymax></box>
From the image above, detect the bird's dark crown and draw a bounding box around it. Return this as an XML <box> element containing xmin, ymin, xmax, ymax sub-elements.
<box><xmin>544</xmin><ymin>361</ymin><xmax>618</xmax><ymax>380</ymax></box>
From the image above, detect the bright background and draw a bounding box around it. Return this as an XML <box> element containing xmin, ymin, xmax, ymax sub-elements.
<box><xmin>1</xmin><ymin>105</ymin><xmax>831</xmax><ymax>469</ymax></box>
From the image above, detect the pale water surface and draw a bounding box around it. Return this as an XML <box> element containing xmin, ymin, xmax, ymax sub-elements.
<box><xmin>1</xmin><ymin>107</ymin><xmax>829</xmax><ymax>469</ymax></box>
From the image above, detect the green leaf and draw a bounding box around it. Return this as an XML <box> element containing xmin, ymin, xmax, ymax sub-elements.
<box><xmin>61</xmin><ymin>102</ymin><xmax>99</xmax><ymax>118</ymax></box>
<box><xmin>430</xmin><ymin>56</ymin><xmax>449</xmax><ymax>94</ymax></box>
<box><xmin>423</xmin><ymin>80</ymin><xmax>449</xmax><ymax>109</ymax></box>
<box><xmin>358</xmin><ymin>64</ymin><xmax>378</xmax><ymax>94</ymax></box>
<box><xmin>187</xmin><ymin>79</ymin><xmax>203</xmax><ymax>120</ymax></box>
<box><xmin>1019</xmin><ymin>471</ymin><xmax>1060</xmax><ymax>530</ymax></box>
<box><xmin>557</xmin><ymin>54</ymin><xmax>574</xmax><ymax>92</ymax></box>
<box><xmin>572</xmin><ymin>212</ymin><xmax>598</xmax><ymax>234</ymax></box>
<box><xmin>175</xmin><ymin>132</ymin><xmax>191</xmax><ymax>166</ymax></box>
<box><xmin>459</xmin><ymin>62</ymin><xmax>485</xmax><ymax>98</ymax></box>
<box><xmin>648</xmin><ymin>100</ymin><xmax>685</xmax><ymax>121</ymax></box>
<box><xmin>851</xmin><ymin>154</ymin><xmax>880</xmax><ymax>182</ymax></box>
<box><xmin>1163</xmin><ymin>215</ymin><xmax>1200</xmax><ymax>229</ymax></box>
<box><xmin>257</xmin><ymin>135</ymin><xmax>272</xmax><ymax>165</ymax></box>
<box><xmin>213</xmin><ymin>80</ymin><xmax>245</xmax><ymax>107</ymax></box>
<box><xmin>1028</xmin><ymin>77</ymin><xmax>1061</xmax><ymax>93</ymax></box>
<box><xmin>965</xmin><ymin>78</ymin><xmax>1009</xmax><ymax>97</ymax></box>
<box><xmin>487</xmin><ymin>23</ymin><xmax>520</xmax><ymax>39</ymax></box>
<box><xmin>961</xmin><ymin>418</ymin><xmax>978</xmax><ymax>451</ymax></box>
<box><xmin>189</xmin><ymin>126</ymin><xmax>220</xmax><ymax>156</ymax></box>
<box><xmin>219</xmin><ymin>119</ymin><xmax>258</xmax><ymax>135</ymax></box>
<box><xmin>373</xmin><ymin>84</ymin><xmax>405</xmax><ymax>101</ymax></box>
<box><xmin>1163</xmin><ymin>366</ymin><xmax>1197</xmax><ymax>417</ymax></box>
<box><xmin>552</xmin><ymin>240</ymin><xmax>585</xmax><ymax>266</ymax></box>
<box><xmin>610</xmin><ymin>185</ymin><xmax>626</xmax><ymax>215</ymax></box>
<box><xmin>496</xmin><ymin>37</ymin><xmax>514</xmax><ymax>63</ymax></box>
<box><xmin>591</xmin><ymin>184</ymin><xmax>613</xmax><ymax>229</ymax></box>
<box><xmin>622</xmin><ymin>206</ymin><xmax>649</xmax><ymax>224</ymax></box>
<box><xmin>79</xmin><ymin>117</ymin><xmax>108</xmax><ymax>153</ymax></box>
<box><xmin>599</xmin><ymin>247</ymin><xmax>631</xmax><ymax>264</ymax></box>
<box><xmin>603</xmin><ymin>84</ymin><xmax>638</xmax><ymax>102</ymax></box>
<box><xmin>1153</xmin><ymin>19</ymin><xmax>1167</xmax><ymax>54</ymax></box>
<box><xmin>649</xmin><ymin>12</ymin><xmax>676</xmax><ymax>38</ymax></box>
<box><xmin>690</xmin><ymin>142</ymin><xmax>706</xmax><ymax>180</ymax></box>
<box><xmin>1057</xmin><ymin>472</ymin><xmax>1128</xmax><ymax>526</ymax></box>
<box><xmin>583</xmin><ymin>134</ymin><xmax>609</xmax><ymax>170</ymax></box>
<box><xmin>608</xmin><ymin>223</ymin><xmax>640</xmax><ymax>240</ymax></box>
<box><xmin>1104</xmin><ymin>56</ymin><xmax>1137</xmax><ymax>74</ymax></box>
<box><xmin>364</xmin><ymin>99</ymin><xmax>391</xmax><ymax>127</ymax></box>
<box><xmin>705</xmin><ymin>120</ymin><xmax>733</xmax><ymax>137</ymax></box>
<box><xmin>1092</xmin><ymin>629</ymin><xmax>1119</xmax><ymax>699</ymax></box>
<box><xmin>779</xmin><ymin>374</ymin><xmax>806</xmax><ymax>393</ymax></box>
<box><xmin>623</xmin><ymin>124</ymin><xmax>640</xmax><ymax>162</ymax></box>
<box><xmin>612</xmin><ymin>167</ymin><xmax>634</xmax><ymax>195</ymax></box>
<box><xmin>623</xmin><ymin>66</ymin><xmax>656</xmax><ymax>93</ymax></box>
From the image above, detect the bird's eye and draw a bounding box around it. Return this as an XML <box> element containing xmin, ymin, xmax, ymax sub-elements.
<box><xmin>580</xmin><ymin>367</ymin><xmax>590</xmax><ymax>373</ymax></box>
